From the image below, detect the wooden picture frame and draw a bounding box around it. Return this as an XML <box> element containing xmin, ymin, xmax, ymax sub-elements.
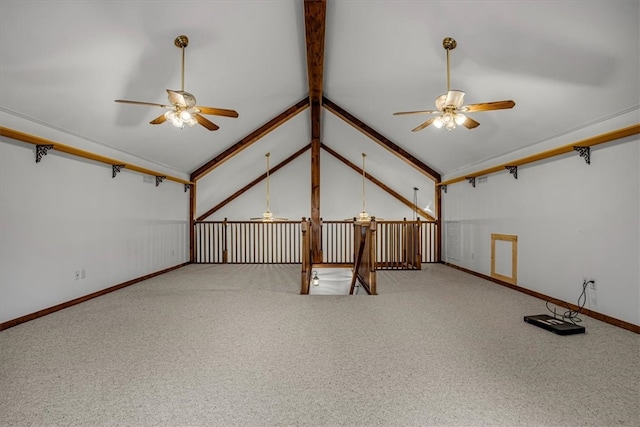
<box><xmin>491</xmin><ymin>233</ymin><xmax>517</xmax><ymax>285</ymax></box>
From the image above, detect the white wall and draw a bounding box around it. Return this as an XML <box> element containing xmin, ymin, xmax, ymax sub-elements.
<box><xmin>196</xmin><ymin>110</ymin><xmax>437</xmax><ymax>222</ymax></box>
<box><xmin>0</xmin><ymin>121</ymin><xmax>190</xmax><ymax>323</ymax></box>
<box><xmin>442</xmin><ymin>113</ymin><xmax>639</xmax><ymax>326</ymax></box>
<box><xmin>198</xmin><ymin>149</ymin><xmax>432</xmax><ymax>222</ymax></box>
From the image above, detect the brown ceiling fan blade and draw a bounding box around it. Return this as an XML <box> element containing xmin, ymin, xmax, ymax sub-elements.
<box><xmin>149</xmin><ymin>114</ymin><xmax>167</xmax><ymax>125</ymax></box>
<box><xmin>463</xmin><ymin>117</ymin><xmax>480</xmax><ymax>129</ymax></box>
<box><xmin>115</xmin><ymin>99</ymin><xmax>170</xmax><ymax>108</ymax></box>
<box><xmin>194</xmin><ymin>114</ymin><xmax>219</xmax><ymax>131</ymax></box>
<box><xmin>197</xmin><ymin>106</ymin><xmax>239</xmax><ymax>118</ymax></box>
<box><xmin>412</xmin><ymin>117</ymin><xmax>436</xmax><ymax>132</ymax></box>
<box><xmin>463</xmin><ymin>100</ymin><xmax>515</xmax><ymax>113</ymax></box>
<box><xmin>393</xmin><ymin>110</ymin><xmax>439</xmax><ymax>116</ymax></box>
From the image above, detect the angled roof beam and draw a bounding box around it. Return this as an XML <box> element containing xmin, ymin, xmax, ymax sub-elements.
<box><xmin>190</xmin><ymin>98</ymin><xmax>310</xmax><ymax>181</ymax></box>
<box><xmin>322</xmin><ymin>143</ymin><xmax>435</xmax><ymax>221</ymax></box>
<box><xmin>322</xmin><ymin>97</ymin><xmax>441</xmax><ymax>182</ymax></box>
<box><xmin>196</xmin><ymin>144</ymin><xmax>311</xmax><ymax>221</ymax></box>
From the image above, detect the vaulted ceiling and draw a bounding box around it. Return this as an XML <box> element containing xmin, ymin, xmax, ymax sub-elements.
<box><xmin>1</xmin><ymin>1</ymin><xmax>638</xmax><ymax>188</ymax></box>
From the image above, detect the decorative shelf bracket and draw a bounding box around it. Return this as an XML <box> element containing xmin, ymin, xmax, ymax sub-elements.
<box><xmin>35</xmin><ymin>144</ymin><xmax>54</xmax><ymax>163</ymax></box>
<box><xmin>465</xmin><ymin>177</ymin><xmax>476</xmax><ymax>188</ymax></box>
<box><xmin>184</xmin><ymin>184</ymin><xmax>191</xmax><ymax>193</ymax></box>
<box><xmin>155</xmin><ymin>176</ymin><xmax>166</xmax><ymax>187</ymax></box>
<box><xmin>112</xmin><ymin>164</ymin><xmax>126</xmax><ymax>178</ymax></box>
<box><xmin>573</xmin><ymin>146</ymin><xmax>591</xmax><ymax>165</ymax></box>
<box><xmin>441</xmin><ymin>184</ymin><xmax>447</xmax><ymax>194</ymax></box>
<box><xmin>505</xmin><ymin>165</ymin><xmax>518</xmax><ymax>179</ymax></box>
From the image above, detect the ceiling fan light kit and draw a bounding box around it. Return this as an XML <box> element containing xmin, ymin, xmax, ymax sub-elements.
<box><xmin>394</xmin><ymin>37</ymin><xmax>515</xmax><ymax>131</ymax></box>
<box><xmin>115</xmin><ymin>35</ymin><xmax>238</xmax><ymax>131</ymax></box>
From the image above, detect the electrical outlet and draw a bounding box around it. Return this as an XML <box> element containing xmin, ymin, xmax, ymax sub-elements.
<box><xmin>584</xmin><ymin>277</ymin><xmax>596</xmax><ymax>290</ymax></box>
<box><xmin>75</xmin><ymin>270</ymin><xmax>80</xmax><ymax>280</ymax></box>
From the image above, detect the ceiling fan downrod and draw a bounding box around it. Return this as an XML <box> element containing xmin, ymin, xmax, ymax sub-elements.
<box><xmin>443</xmin><ymin>37</ymin><xmax>456</xmax><ymax>92</ymax></box>
<box><xmin>265</xmin><ymin>153</ymin><xmax>271</xmax><ymax>213</ymax></box>
<box><xmin>361</xmin><ymin>153</ymin><xmax>367</xmax><ymax>216</ymax></box>
<box><xmin>174</xmin><ymin>35</ymin><xmax>189</xmax><ymax>92</ymax></box>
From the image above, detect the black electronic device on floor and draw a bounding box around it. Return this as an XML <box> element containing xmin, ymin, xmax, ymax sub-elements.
<box><xmin>524</xmin><ymin>314</ymin><xmax>585</xmax><ymax>335</ymax></box>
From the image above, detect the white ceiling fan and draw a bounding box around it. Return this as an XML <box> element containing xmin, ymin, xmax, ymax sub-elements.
<box><xmin>394</xmin><ymin>37</ymin><xmax>515</xmax><ymax>131</ymax></box>
<box><xmin>115</xmin><ymin>35</ymin><xmax>238</xmax><ymax>131</ymax></box>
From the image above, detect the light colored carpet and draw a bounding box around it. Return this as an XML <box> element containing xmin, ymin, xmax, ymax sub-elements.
<box><xmin>0</xmin><ymin>263</ymin><xmax>638</xmax><ymax>426</ymax></box>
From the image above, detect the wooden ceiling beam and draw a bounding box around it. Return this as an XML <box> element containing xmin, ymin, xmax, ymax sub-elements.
<box><xmin>190</xmin><ymin>98</ymin><xmax>309</xmax><ymax>181</ymax></box>
<box><xmin>304</xmin><ymin>0</ymin><xmax>326</xmax><ymax>264</ymax></box>
<box><xmin>323</xmin><ymin>97</ymin><xmax>441</xmax><ymax>182</ymax></box>
<box><xmin>304</xmin><ymin>0</ymin><xmax>326</xmax><ymax>107</ymax></box>
<box><xmin>196</xmin><ymin>144</ymin><xmax>311</xmax><ymax>221</ymax></box>
<box><xmin>322</xmin><ymin>143</ymin><xmax>435</xmax><ymax>221</ymax></box>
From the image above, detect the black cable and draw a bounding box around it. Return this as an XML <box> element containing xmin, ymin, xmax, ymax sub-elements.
<box><xmin>545</xmin><ymin>279</ymin><xmax>591</xmax><ymax>325</ymax></box>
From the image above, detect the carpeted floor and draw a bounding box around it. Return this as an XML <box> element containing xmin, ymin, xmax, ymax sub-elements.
<box><xmin>0</xmin><ymin>263</ymin><xmax>638</xmax><ymax>426</ymax></box>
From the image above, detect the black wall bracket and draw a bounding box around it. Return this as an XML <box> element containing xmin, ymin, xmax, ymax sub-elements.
<box><xmin>35</xmin><ymin>144</ymin><xmax>54</xmax><ymax>163</ymax></box>
<box><xmin>465</xmin><ymin>177</ymin><xmax>476</xmax><ymax>188</ymax></box>
<box><xmin>573</xmin><ymin>146</ymin><xmax>591</xmax><ymax>165</ymax></box>
<box><xmin>112</xmin><ymin>164</ymin><xmax>126</xmax><ymax>178</ymax></box>
<box><xmin>184</xmin><ymin>184</ymin><xmax>191</xmax><ymax>193</ymax></box>
<box><xmin>505</xmin><ymin>165</ymin><xmax>518</xmax><ymax>179</ymax></box>
<box><xmin>441</xmin><ymin>184</ymin><xmax>447</xmax><ymax>194</ymax></box>
<box><xmin>156</xmin><ymin>176</ymin><xmax>166</xmax><ymax>187</ymax></box>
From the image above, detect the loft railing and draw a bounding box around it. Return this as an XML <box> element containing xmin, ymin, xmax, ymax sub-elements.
<box><xmin>194</xmin><ymin>219</ymin><xmax>439</xmax><ymax>266</ymax></box>
<box><xmin>420</xmin><ymin>220</ymin><xmax>439</xmax><ymax>263</ymax></box>
<box><xmin>300</xmin><ymin>218</ymin><xmax>312</xmax><ymax>294</ymax></box>
<box><xmin>376</xmin><ymin>220</ymin><xmax>421</xmax><ymax>270</ymax></box>
<box><xmin>350</xmin><ymin>220</ymin><xmax>377</xmax><ymax>295</ymax></box>
<box><xmin>321</xmin><ymin>220</ymin><xmax>354</xmax><ymax>265</ymax></box>
<box><xmin>321</xmin><ymin>219</ymin><xmax>438</xmax><ymax>266</ymax></box>
<box><xmin>194</xmin><ymin>220</ymin><xmax>302</xmax><ymax>264</ymax></box>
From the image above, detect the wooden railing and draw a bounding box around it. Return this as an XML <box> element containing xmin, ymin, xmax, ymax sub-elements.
<box><xmin>351</xmin><ymin>220</ymin><xmax>377</xmax><ymax>295</ymax></box>
<box><xmin>420</xmin><ymin>220</ymin><xmax>439</xmax><ymax>263</ymax></box>
<box><xmin>376</xmin><ymin>220</ymin><xmax>421</xmax><ymax>270</ymax></box>
<box><xmin>300</xmin><ymin>218</ymin><xmax>312</xmax><ymax>294</ymax></box>
<box><xmin>194</xmin><ymin>220</ymin><xmax>302</xmax><ymax>264</ymax></box>
<box><xmin>194</xmin><ymin>218</ymin><xmax>439</xmax><ymax>266</ymax></box>
<box><xmin>321</xmin><ymin>219</ymin><xmax>438</xmax><ymax>266</ymax></box>
<box><xmin>321</xmin><ymin>220</ymin><xmax>354</xmax><ymax>265</ymax></box>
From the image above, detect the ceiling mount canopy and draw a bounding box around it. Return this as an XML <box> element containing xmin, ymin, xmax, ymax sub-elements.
<box><xmin>114</xmin><ymin>35</ymin><xmax>239</xmax><ymax>131</ymax></box>
<box><xmin>393</xmin><ymin>37</ymin><xmax>515</xmax><ymax>131</ymax></box>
